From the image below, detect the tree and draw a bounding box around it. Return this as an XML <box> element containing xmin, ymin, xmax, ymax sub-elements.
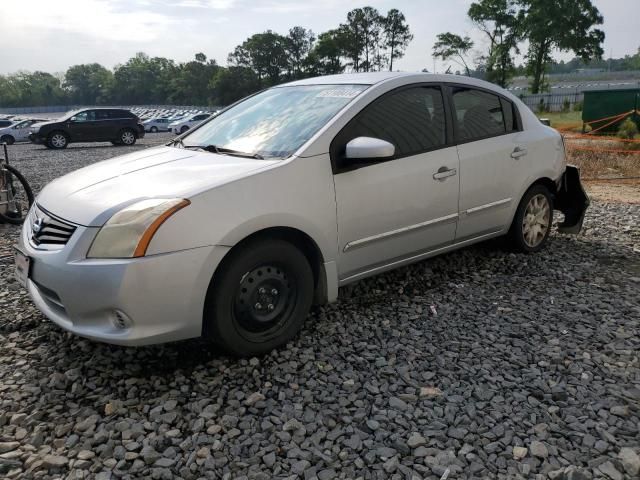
<box><xmin>433</xmin><ymin>33</ymin><xmax>474</xmax><ymax>76</ymax></box>
<box><xmin>210</xmin><ymin>67</ymin><xmax>261</xmax><ymax>106</ymax></box>
<box><xmin>171</xmin><ymin>54</ymin><xmax>220</xmax><ymax>105</ymax></box>
<box><xmin>0</xmin><ymin>71</ymin><xmax>67</xmax><ymax>107</ymax></box>
<box><xmin>286</xmin><ymin>27</ymin><xmax>315</xmax><ymax>79</ymax></box>
<box><xmin>340</xmin><ymin>7</ymin><xmax>385</xmax><ymax>72</ymax></box>
<box><xmin>468</xmin><ymin>0</ymin><xmax>523</xmax><ymax>87</ymax></box>
<box><xmin>228</xmin><ymin>31</ymin><xmax>289</xmax><ymax>86</ymax></box>
<box><xmin>64</xmin><ymin>63</ymin><xmax>113</xmax><ymax>104</ymax></box>
<box><xmin>383</xmin><ymin>9</ymin><xmax>413</xmax><ymax>71</ymax></box>
<box><xmin>112</xmin><ymin>53</ymin><xmax>178</xmax><ymax>104</ymax></box>
<box><xmin>521</xmin><ymin>0</ymin><xmax>604</xmax><ymax>93</ymax></box>
<box><xmin>305</xmin><ymin>29</ymin><xmax>347</xmax><ymax>76</ymax></box>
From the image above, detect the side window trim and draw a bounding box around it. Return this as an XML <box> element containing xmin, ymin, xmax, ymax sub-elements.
<box><xmin>444</xmin><ymin>82</ymin><xmax>523</xmax><ymax>145</ymax></box>
<box><xmin>330</xmin><ymin>82</ymin><xmax>454</xmax><ymax>175</ymax></box>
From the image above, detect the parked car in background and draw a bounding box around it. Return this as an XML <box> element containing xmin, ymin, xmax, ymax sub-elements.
<box><xmin>29</xmin><ymin>108</ymin><xmax>145</xmax><ymax>149</ymax></box>
<box><xmin>169</xmin><ymin>113</ymin><xmax>211</xmax><ymax>134</ymax></box>
<box><xmin>0</xmin><ymin>119</ymin><xmax>48</xmax><ymax>144</ymax></box>
<box><xmin>16</xmin><ymin>72</ymin><xmax>589</xmax><ymax>356</ymax></box>
<box><xmin>0</xmin><ymin>119</ymin><xmax>15</xmax><ymax>128</ymax></box>
<box><xmin>143</xmin><ymin>118</ymin><xmax>171</xmax><ymax>133</ymax></box>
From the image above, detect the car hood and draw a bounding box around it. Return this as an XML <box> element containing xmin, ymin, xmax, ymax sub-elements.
<box><xmin>31</xmin><ymin>120</ymin><xmax>60</xmax><ymax>129</ymax></box>
<box><xmin>37</xmin><ymin>146</ymin><xmax>280</xmax><ymax>226</ymax></box>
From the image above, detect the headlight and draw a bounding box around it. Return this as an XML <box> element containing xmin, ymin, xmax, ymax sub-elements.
<box><xmin>87</xmin><ymin>198</ymin><xmax>190</xmax><ymax>258</ymax></box>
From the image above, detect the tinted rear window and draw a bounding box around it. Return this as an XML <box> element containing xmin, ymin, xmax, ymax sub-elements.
<box><xmin>452</xmin><ymin>88</ymin><xmax>506</xmax><ymax>141</ymax></box>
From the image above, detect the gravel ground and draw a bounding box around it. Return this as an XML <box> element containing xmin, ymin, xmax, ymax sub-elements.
<box><xmin>1</xmin><ymin>138</ymin><xmax>639</xmax><ymax>480</ymax></box>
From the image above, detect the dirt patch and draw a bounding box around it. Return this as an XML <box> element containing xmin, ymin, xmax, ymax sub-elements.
<box><xmin>584</xmin><ymin>178</ymin><xmax>640</xmax><ymax>204</ymax></box>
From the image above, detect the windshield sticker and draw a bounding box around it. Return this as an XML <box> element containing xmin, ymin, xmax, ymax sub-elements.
<box><xmin>316</xmin><ymin>88</ymin><xmax>363</xmax><ymax>99</ymax></box>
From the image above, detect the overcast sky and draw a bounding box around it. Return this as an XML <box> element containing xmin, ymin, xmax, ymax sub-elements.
<box><xmin>0</xmin><ymin>0</ymin><xmax>637</xmax><ymax>75</ymax></box>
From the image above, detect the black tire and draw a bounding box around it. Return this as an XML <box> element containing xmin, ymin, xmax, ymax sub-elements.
<box><xmin>0</xmin><ymin>165</ymin><xmax>34</xmax><ymax>225</ymax></box>
<box><xmin>204</xmin><ymin>239</ymin><xmax>314</xmax><ymax>356</ymax></box>
<box><xmin>0</xmin><ymin>135</ymin><xmax>15</xmax><ymax>145</ymax></box>
<box><xmin>150</xmin><ymin>126</ymin><xmax>158</xmax><ymax>133</ymax></box>
<box><xmin>47</xmin><ymin>131</ymin><xmax>68</xmax><ymax>149</ymax></box>
<box><xmin>180</xmin><ymin>125</ymin><xmax>189</xmax><ymax>134</ymax></box>
<box><xmin>118</xmin><ymin>129</ymin><xmax>137</xmax><ymax>146</ymax></box>
<box><xmin>508</xmin><ymin>184</ymin><xmax>554</xmax><ymax>253</ymax></box>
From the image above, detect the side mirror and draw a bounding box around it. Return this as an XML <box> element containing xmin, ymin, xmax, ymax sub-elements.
<box><xmin>345</xmin><ymin>137</ymin><xmax>395</xmax><ymax>160</ymax></box>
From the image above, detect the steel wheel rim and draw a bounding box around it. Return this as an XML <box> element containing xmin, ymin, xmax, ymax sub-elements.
<box><xmin>233</xmin><ymin>264</ymin><xmax>297</xmax><ymax>340</ymax></box>
<box><xmin>522</xmin><ymin>193</ymin><xmax>550</xmax><ymax>248</ymax></box>
<box><xmin>51</xmin><ymin>134</ymin><xmax>66</xmax><ymax>147</ymax></box>
<box><xmin>122</xmin><ymin>131</ymin><xmax>135</xmax><ymax>144</ymax></box>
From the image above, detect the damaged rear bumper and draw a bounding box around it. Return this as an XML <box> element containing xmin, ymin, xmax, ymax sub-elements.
<box><xmin>555</xmin><ymin>165</ymin><xmax>590</xmax><ymax>234</ymax></box>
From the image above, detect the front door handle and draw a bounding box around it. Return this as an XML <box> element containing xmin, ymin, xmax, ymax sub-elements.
<box><xmin>511</xmin><ymin>146</ymin><xmax>528</xmax><ymax>159</ymax></box>
<box><xmin>433</xmin><ymin>166</ymin><xmax>457</xmax><ymax>181</ymax></box>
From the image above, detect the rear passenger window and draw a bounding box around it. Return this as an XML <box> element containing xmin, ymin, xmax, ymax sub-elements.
<box><xmin>452</xmin><ymin>88</ymin><xmax>506</xmax><ymax>142</ymax></box>
<box><xmin>344</xmin><ymin>87</ymin><xmax>446</xmax><ymax>158</ymax></box>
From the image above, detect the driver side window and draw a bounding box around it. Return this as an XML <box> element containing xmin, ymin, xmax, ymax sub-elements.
<box><xmin>332</xmin><ymin>86</ymin><xmax>446</xmax><ymax>171</ymax></box>
<box><xmin>73</xmin><ymin>111</ymin><xmax>96</xmax><ymax>122</ymax></box>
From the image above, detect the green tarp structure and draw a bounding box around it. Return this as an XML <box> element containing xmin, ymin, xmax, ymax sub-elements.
<box><xmin>582</xmin><ymin>88</ymin><xmax>640</xmax><ymax>133</ymax></box>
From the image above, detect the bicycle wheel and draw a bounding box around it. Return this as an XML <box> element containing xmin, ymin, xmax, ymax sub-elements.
<box><xmin>0</xmin><ymin>165</ymin><xmax>34</xmax><ymax>225</ymax></box>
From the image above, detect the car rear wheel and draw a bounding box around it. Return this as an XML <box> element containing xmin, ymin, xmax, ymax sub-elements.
<box><xmin>47</xmin><ymin>132</ymin><xmax>68</xmax><ymax>149</ymax></box>
<box><xmin>0</xmin><ymin>135</ymin><xmax>15</xmax><ymax>145</ymax></box>
<box><xmin>150</xmin><ymin>126</ymin><xmax>158</xmax><ymax>133</ymax></box>
<box><xmin>119</xmin><ymin>129</ymin><xmax>136</xmax><ymax>146</ymax></box>
<box><xmin>204</xmin><ymin>239</ymin><xmax>314</xmax><ymax>357</ymax></box>
<box><xmin>508</xmin><ymin>184</ymin><xmax>554</xmax><ymax>253</ymax></box>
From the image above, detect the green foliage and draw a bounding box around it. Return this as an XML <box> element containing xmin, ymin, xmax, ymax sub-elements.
<box><xmin>468</xmin><ymin>0</ymin><xmax>523</xmax><ymax>88</ymax></box>
<box><xmin>384</xmin><ymin>9</ymin><xmax>413</xmax><ymax>71</ymax></box>
<box><xmin>617</xmin><ymin>118</ymin><xmax>639</xmax><ymax>140</ymax></box>
<box><xmin>573</xmin><ymin>101</ymin><xmax>583</xmax><ymax>112</ymax></box>
<box><xmin>64</xmin><ymin>63</ymin><xmax>113</xmax><ymax>105</ymax></box>
<box><xmin>562</xmin><ymin>98</ymin><xmax>571</xmax><ymax>113</ymax></box>
<box><xmin>522</xmin><ymin>0</ymin><xmax>604</xmax><ymax>94</ymax></box>
<box><xmin>0</xmin><ymin>71</ymin><xmax>67</xmax><ymax>107</ymax></box>
<box><xmin>433</xmin><ymin>33</ymin><xmax>474</xmax><ymax>76</ymax></box>
<box><xmin>210</xmin><ymin>67</ymin><xmax>261</xmax><ymax>106</ymax></box>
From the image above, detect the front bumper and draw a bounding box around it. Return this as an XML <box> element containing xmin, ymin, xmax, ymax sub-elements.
<box><xmin>556</xmin><ymin>165</ymin><xmax>590</xmax><ymax>234</ymax></box>
<box><xmin>29</xmin><ymin>132</ymin><xmax>46</xmax><ymax>144</ymax></box>
<box><xmin>18</xmin><ymin>215</ymin><xmax>229</xmax><ymax>346</ymax></box>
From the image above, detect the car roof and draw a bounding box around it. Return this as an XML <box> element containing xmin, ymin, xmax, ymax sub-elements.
<box><xmin>282</xmin><ymin>71</ymin><xmax>489</xmax><ymax>87</ymax></box>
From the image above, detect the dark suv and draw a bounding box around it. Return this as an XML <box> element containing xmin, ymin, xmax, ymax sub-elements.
<box><xmin>29</xmin><ymin>108</ymin><xmax>145</xmax><ymax>149</ymax></box>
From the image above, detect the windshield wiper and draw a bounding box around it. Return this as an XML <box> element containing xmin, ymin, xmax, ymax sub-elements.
<box><xmin>183</xmin><ymin>144</ymin><xmax>265</xmax><ymax>160</ymax></box>
<box><xmin>170</xmin><ymin>139</ymin><xmax>265</xmax><ymax>159</ymax></box>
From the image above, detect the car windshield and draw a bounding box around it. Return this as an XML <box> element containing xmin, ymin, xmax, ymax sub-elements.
<box><xmin>181</xmin><ymin>84</ymin><xmax>368</xmax><ymax>159</ymax></box>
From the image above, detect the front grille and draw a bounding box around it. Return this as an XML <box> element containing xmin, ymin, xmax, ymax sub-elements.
<box><xmin>29</xmin><ymin>204</ymin><xmax>76</xmax><ymax>248</ymax></box>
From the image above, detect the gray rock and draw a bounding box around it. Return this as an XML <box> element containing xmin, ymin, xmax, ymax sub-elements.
<box><xmin>530</xmin><ymin>440</ymin><xmax>548</xmax><ymax>458</ymax></box>
<box><xmin>43</xmin><ymin>455</ymin><xmax>68</xmax><ymax>469</ymax></box>
<box><xmin>619</xmin><ymin>447</ymin><xmax>640</xmax><ymax>476</ymax></box>
<box><xmin>407</xmin><ymin>432</ymin><xmax>426</xmax><ymax>448</ymax></box>
<box><xmin>598</xmin><ymin>461</ymin><xmax>623</xmax><ymax>480</ymax></box>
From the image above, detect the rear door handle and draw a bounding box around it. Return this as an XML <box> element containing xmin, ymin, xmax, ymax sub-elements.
<box><xmin>511</xmin><ymin>146</ymin><xmax>528</xmax><ymax>159</ymax></box>
<box><xmin>433</xmin><ymin>167</ymin><xmax>457</xmax><ymax>181</ymax></box>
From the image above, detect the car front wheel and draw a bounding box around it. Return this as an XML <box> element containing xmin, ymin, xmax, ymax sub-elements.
<box><xmin>204</xmin><ymin>239</ymin><xmax>314</xmax><ymax>356</ymax></box>
<box><xmin>119</xmin><ymin>129</ymin><xmax>136</xmax><ymax>146</ymax></box>
<box><xmin>509</xmin><ymin>184</ymin><xmax>554</xmax><ymax>253</ymax></box>
<box><xmin>180</xmin><ymin>126</ymin><xmax>189</xmax><ymax>134</ymax></box>
<box><xmin>150</xmin><ymin>126</ymin><xmax>158</xmax><ymax>133</ymax></box>
<box><xmin>47</xmin><ymin>132</ymin><xmax>68</xmax><ymax>149</ymax></box>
